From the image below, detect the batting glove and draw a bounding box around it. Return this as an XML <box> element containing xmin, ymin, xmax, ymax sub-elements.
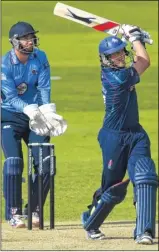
<box><xmin>121</xmin><ymin>24</ymin><xmax>142</xmax><ymax>43</ymax></box>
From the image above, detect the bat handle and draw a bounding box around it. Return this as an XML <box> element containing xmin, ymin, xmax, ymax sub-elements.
<box><xmin>119</xmin><ymin>26</ymin><xmax>153</xmax><ymax>45</ymax></box>
<box><xmin>121</xmin><ymin>36</ymin><xmax>153</xmax><ymax>45</ymax></box>
<box><xmin>143</xmin><ymin>38</ymin><xmax>153</xmax><ymax>45</ymax></box>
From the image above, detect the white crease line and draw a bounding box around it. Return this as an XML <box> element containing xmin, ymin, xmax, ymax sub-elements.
<box><xmin>51</xmin><ymin>76</ymin><xmax>62</xmax><ymax>80</ymax></box>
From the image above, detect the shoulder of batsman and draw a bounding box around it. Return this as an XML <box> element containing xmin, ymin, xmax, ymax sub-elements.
<box><xmin>101</xmin><ymin>67</ymin><xmax>130</xmax><ymax>85</ymax></box>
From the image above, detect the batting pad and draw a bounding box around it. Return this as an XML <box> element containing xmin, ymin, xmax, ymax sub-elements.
<box><xmin>135</xmin><ymin>157</ymin><xmax>158</xmax><ymax>238</ymax></box>
<box><xmin>3</xmin><ymin>157</ymin><xmax>23</xmax><ymax>220</ymax></box>
<box><xmin>83</xmin><ymin>179</ymin><xmax>130</xmax><ymax>231</ymax></box>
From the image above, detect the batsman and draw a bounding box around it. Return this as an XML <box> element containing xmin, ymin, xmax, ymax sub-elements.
<box><xmin>81</xmin><ymin>24</ymin><xmax>158</xmax><ymax>244</ymax></box>
<box><xmin>1</xmin><ymin>21</ymin><xmax>67</xmax><ymax>228</ymax></box>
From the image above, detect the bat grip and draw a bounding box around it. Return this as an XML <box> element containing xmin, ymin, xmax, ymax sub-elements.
<box><xmin>119</xmin><ymin>26</ymin><xmax>153</xmax><ymax>45</ymax></box>
<box><xmin>143</xmin><ymin>38</ymin><xmax>153</xmax><ymax>45</ymax></box>
<box><xmin>121</xmin><ymin>36</ymin><xmax>153</xmax><ymax>45</ymax></box>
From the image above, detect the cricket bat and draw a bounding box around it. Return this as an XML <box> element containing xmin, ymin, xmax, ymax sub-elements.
<box><xmin>53</xmin><ymin>2</ymin><xmax>153</xmax><ymax>44</ymax></box>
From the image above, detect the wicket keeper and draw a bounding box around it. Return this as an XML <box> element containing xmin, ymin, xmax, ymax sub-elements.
<box><xmin>1</xmin><ymin>21</ymin><xmax>67</xmax><ymax>228</ymax></box>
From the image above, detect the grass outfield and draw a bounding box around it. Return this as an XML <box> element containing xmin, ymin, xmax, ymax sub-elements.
<box><xmin>1</xmin><ymin>1</ymin><xmax>158</xmax><ymax>222</ymax></box>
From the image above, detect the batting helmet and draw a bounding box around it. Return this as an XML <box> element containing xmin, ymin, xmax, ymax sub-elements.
<box><xmin>99</xmin><ymin>36</ymin><xmax>133</xmax><ymax>68</ymax></box>
<box><xmin>99</xmin><ymin>36</ymin><xmax>127</xmax><ymax>56</ymax></box>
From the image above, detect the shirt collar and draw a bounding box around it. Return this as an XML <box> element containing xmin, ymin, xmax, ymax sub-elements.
<box><xmin>10</xmin><ymin>49</ymin><xmax>20</xmax><ymax>65</ymax></box>
<box><xmin>29</xmin><ymin>52</ymin><xmax>35</xmax><ymax>60</ymax></box>
<box><xmin>10</xmin><ymin>48</ymin><xmax>35</xmax><ymax>65</ymax></box>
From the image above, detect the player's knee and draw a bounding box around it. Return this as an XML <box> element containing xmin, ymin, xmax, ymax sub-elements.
<box><xmin>83</xmin><ymin>179</ymin><xmax>130</xmax><ymax>230</ymax></box>
<box><xmin>3</xmin><ymin>157</ymin><xmax>23</xmax><ymax>175</ymax></box>
<box><xmin>135</xmin><ymin>157</ymin><xmax>158</xmax><ymax>185</ymax></box>
<box><xmin>106</xmin><ymin>179</ymin><xmax>130</xmax><ymax>204</ymax></box>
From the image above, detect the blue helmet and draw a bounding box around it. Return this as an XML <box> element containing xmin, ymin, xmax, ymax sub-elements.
<box><xmin>9</xmin><ymin>21</ymin><xmax>39</xmax><ymax>54</ymax></box>
<box><xmin>98</xmin><ymin>36</ymin><xmax>133</xmax><ymax>68</ymax></box>
<box><xmin>9</xmin><ymin>21</ymin><xmax>38</xmax><ymax>39</ymax></box>
<box><xmin>99</xmin><ymin>36</ymin><xmax>127</xmax><ymax>56</ymax></box>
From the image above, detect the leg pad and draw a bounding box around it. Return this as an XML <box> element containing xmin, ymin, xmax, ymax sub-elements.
<box><xmin>135</xmin><ymin>157</ymin><xmax>158</xmax><ymax>238</ymax></box>
<box><xmin>3</xmin><ymin>157</ymin><xmax>23</xmax><ymax>220</ymax></box>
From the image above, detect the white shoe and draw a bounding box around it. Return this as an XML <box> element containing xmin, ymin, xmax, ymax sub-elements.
<box><xmin>87</xmin><ymin>229</ymin><xmax>106</xmax><ymax>240</ymax></box>
<box><xmin>9</xmin><ymin>215</ymin><xmax>26</xmax><ymax>228</ymax></box>
<box><xmin>32</xmin><ymin>212</ymin><xmax>39</xmax><ymax>227</ymax></box>
<box><xmin>135</xmin><ymin>232</ymin><xmax>153</xmax><ymax>245</ymax></box>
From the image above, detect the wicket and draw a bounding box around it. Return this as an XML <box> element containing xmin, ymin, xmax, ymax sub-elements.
<box><xmin>27</xmin><ymin>143</ymin><xmax>56</xmax><ymax>230</ymax></box>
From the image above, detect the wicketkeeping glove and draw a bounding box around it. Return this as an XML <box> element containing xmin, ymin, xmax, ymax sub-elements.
<box><xmin>29</xmin><ymin>119</ymin><xmax>50</xmax><ymax>136</ymax></box>
<box><xmin>39</xmin><ymin>103</ymin><xmax>67</xmax><ymax>137</ymax></box>
<box><xmin>23</xmin><ymin>104</ymin><xmax>51</xmax><ymax>136</ymax></box>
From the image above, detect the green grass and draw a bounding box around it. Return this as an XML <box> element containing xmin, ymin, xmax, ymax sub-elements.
<box><xmin>1</xmin><ymin>1</ymin><xmax>158</xmax><ymax>222</ymax></box>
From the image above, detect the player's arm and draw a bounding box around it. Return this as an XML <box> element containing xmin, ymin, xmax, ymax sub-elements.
<box><xmin>1</xmin><ymin>66</ymin><xmax>28</xmax><ymax>112</ymax></box>
<box><xmin>121</xmin><ymin>24</ymin><xmax>150</xmax><ymax>76</ymax></box>
<box><xmin>36</xmin><ymin>52</ymin><xmax>67</xmax><ymax>136</ymax></box>
<box><xmin>37</xmin><ymin>53</ymin><xmax>51</xmax><ymax>105</ymax></box>
<box><xmin>1</xmin><ymin>64</ymin><xmax>53</xmax><ymax>135</ymax></box>
<box><xmin>132</xmin><ymin>41</ymin><xmax>150</xmax><ymax>76</ymax></box>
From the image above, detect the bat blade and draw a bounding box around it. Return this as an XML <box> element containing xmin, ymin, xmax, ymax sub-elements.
<box><xmin>53</xmin><ymin>2</ymin><xmax>120</xmax><ymax>35</ymax></box>
<box><xmin>53</xmin><ymin>2</ymin><xmax>153</xmax><ymax>45</ymax></box>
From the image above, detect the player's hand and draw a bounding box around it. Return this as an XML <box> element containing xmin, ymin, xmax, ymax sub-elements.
<box><xmin>29</xmin><ymin>119</ymin><xmax>50</xmax><ymax>136</ymax></box>
<box><xmin>49</xmin><ymin>118</ymin><xmax>67</xmax><ymax>137</ymax></box>
<box><xmin>140</xmin><ymin>29</ymin><xmax>153</xmax><ymax>45</ymax></box>
<box><xmin>23</xmin><ymin>104</ymin><xmax>51</xmax><ymax>136</ymax></box>
<box><xmin>121</xmin><ymin>26</ymin><xmax>153</xmax><ymax>45</ymax></box>
<box><xmin>121</xmin><ymin>24</ymin><xmax>142</xmax><ymax>43</ymax></box>
<box><xmin>39</xmin><ymin>103</ymin><xmax>67</xmax><ymax>136</ymax></box>
<box><xmin>23</xmin><ymin>104</ymin><xmax>43</xmax><ymax>120</ymax></box>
